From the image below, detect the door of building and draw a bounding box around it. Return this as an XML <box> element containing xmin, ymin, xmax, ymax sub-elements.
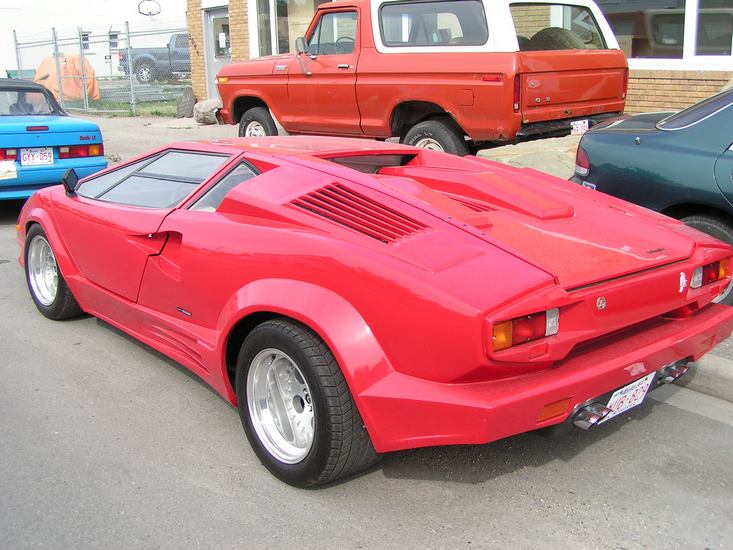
<box><xmin>204</xmin><ymin>7</ymin><xmax>231</xmax><ymax>99</ymax></box>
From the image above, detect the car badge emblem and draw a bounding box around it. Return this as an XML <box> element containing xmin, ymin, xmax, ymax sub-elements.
<box><xmin>679</xmin><ymin>272</ymin><xmax>688</xmax><ymax>293</ymax></box>
<box><xmin>596</xmin><ymin>297</ymin><xmax>606</xmax><ymax>310</ymax></box>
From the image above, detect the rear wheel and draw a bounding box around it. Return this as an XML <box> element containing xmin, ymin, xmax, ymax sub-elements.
<box><xmin>24</xmin><ymin>225</ymin><xmax>83</xmax><ymax>320</ymax></box>
<box><xmin>238</xmin><ymin>107</ymin><xmax>278</xmax><ymax>137</ymax></box>
<box><xmin>135</xmin><ymin>61</ymin><xmax>156</xmax><ymax>84</ymax></box>
<box><xmin>682</xmin><ymin>214</ymin><xmax>733</xmax><ymax>305</ymax></box>
<box><xmin>401</xmin><ymin>118</ymin><xmax>470</xmax><ymax>156</ymax></box>
<box><xmin>235</xmin><ymin>318</ymin><xmax>378</xmax><ymax>487</ymax></box>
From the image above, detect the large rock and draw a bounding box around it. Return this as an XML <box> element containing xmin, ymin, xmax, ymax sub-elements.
<box><xmin>176</xmin><ymin>86</ymin><xmax>196</xmax><ymax>118</ymax></box>
<box><xmin>193</xmin><ymin>98</ymin><xmax>223</xmax><ymax>125</ymax></box>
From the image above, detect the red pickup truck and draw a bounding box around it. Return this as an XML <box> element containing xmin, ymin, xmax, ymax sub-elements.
<box><xmin>217</xmin><ymin>0</ymin><xmax>628</xmax><ymax>155</ymax></box>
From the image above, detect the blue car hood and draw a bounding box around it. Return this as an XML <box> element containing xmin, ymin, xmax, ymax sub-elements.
<box><xmin>0</xmin><ymin>115</ymin><xmax>101</xmax><ymax>136</ymax></box>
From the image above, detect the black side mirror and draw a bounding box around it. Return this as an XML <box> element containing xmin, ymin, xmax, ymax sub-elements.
<box><xmin>295</xmin><ymin>37</ymin><xmax>307</xmax><ymax>54</ymax></box>
<box><xmin>61</xmin><ymin>168</ymin><xmax>78</xmax><ymax>197</ymax></box>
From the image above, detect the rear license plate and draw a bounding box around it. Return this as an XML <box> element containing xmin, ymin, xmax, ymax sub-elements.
<box><xmin>20</xmin><ymin>147</ymin><xmax>53</xmax><ymax>166</ymax></box>
<box><xmin>599</xmin><ymin>372</ymin><xmax>655</xmax><ymax>424</ymax></box>
<box><xmin>571</xmin><ymin>119</ymin><xmax>589</xmax><ymax>136</ymax></box>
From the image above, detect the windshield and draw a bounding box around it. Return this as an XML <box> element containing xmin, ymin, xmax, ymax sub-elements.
<box><xmin>656</xmin><ymin>88</ymin><xmax>733</xmax><ymax>130</ymax></box>
<box><xmin>0</xmin><ymin>89</ymin><xmax>56</xmax><ymax>116</ymax></box>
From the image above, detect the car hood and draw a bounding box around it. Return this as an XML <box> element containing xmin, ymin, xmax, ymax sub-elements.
<box><xmin>218</xmin><ymin>54</ymin><xmax>293</xmax><ymax>77</ymax></box>
<box><xmin>0</xmin><ymin>115</ymin><xmax>101</xmax><ymax>135</ymax></box>
<box><xmin>367</xmin><ymin>160</ymin><xmax>695</xmax><ymax>290</ymax></box>
<box><xmin>588</xmin><ymin>111</ymin><xmax>674</xmax><ymax>134</ymax></box>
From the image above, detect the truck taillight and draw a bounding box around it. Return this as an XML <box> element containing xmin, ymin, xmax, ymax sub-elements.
<box><xmin>691</xmin><ymin>259</ymin><xmax>730</xmax><ymax>289</ymax></box>
<box><xmin>513</xmin><ymin>74</ymin><xmax>521</xmax><ymax>112</ymax></box>
<box><xmin>58</xmin><ymin>144</ymin><xmax>104</xmax><ymax>158</ymax></box>
<box><xmin>575</xmin><ymin>145</ymin><xmax>590</xmax><ymax>177</ymax></box>
<box><xmin>0</xmin><ymin>148</ymin><xmax>17</xmax><ymax>161</ymax></box>
<box><xmin>492</xmin><ymin>308</ymin><xmax>559</xmax><ymax>352</ymax></box>
<box><xmin>622</xmin><ymin>68</ymin><xmax>629</xmax><ymax>99</ymax></box>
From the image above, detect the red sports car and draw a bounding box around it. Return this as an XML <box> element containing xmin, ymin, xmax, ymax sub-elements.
<box><xmin>17</xmin><ymin>137</ymin><xmax>733</xmax><ymax>486</ymax></box>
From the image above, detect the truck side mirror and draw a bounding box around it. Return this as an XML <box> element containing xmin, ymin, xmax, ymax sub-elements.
<box><xmin>295</xmin><ymin>37</ymin><xmax>307</xmax><ymax>54</ymax></box>
<box><xmin>61</xmin><ymin>168</ymin><xmax>78</xmax><ymax>197</ymax></box>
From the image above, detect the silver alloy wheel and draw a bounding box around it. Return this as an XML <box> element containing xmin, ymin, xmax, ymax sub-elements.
<box><xmin>247</xmin><ymin>348</ymin><xmax>315</xmax><ymax>464</ymax></box>
<box><xmin>244</xmin><ymin>120</ymin><xmax>266</xmax><ymax>137</ymax></box>
<box><xmin>28</xmin><ymin>235</ymin><xmax>58</xmax><ymax>306</ymax></box>
<box><xmin>138</xmin><ymin>66</ymin><xmax>152</xmax><ymax>82</ymax></box>
<box><xmin>414</xmin><ymin>137</ymin><xmax>445</xmax><ymax>151</ymax></box>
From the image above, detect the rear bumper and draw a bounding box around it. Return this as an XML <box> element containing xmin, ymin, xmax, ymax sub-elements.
<box><xmin>359</xmin><ymin>303</ymin><xmax>733</xmax><ymax>453</ymax></box>
<box><xmin>0</xmin><ymin>159</ymin><xmax>106</xmax><ymax>200</ymax></box>
<box><xmin>516</xmin><ymin>112</ymin><xmax>622</xmax><ymax>141</ymax></box>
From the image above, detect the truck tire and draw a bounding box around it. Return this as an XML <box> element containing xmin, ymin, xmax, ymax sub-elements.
<box><xmin>135</xmin><ymin>62</ymin><xmax>156</xmax><ymax>84</ymax></box>
<box><xmin>239</xmin><ymin>107</ymin><xmax>278</xmax><ymax>137</ymax></box>
<box><xmin>401</xmin><ymin>119</ymin><xmax>469</xmax><ymax>156</ymax></box>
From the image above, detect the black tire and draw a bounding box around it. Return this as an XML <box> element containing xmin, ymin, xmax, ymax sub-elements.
<box><xmin>235</xmin><ymin>318</ymin><xmax>378</xmax><ymax>487</ymax></box>
<box><xmin>135</xmin><ymin>62</ymin><xmax>156</xmax><ymax>84</ymax></box>
<box><xmin>682</xmin><ymin>214</ymin><xmax>733</xmax><ymax>305</ymax></box>
<box><xmin>24</xmin><ymin>224</ymin><xmax>83</xmax><ymax>320</ymax></box>
<box><xmin>401</xmin><ymin>118</ymin><xmax>470</xmax><ymax>156</ymax></box>
<box><xmin>238</xmin><ymin>107</ymin><xmax>278</xmax><ymax>137</ymax></box>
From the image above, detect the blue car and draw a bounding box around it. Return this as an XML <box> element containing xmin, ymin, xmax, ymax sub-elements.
<box><xmin>0</xmin><ymin>79</ymin><xmax>106</xmax><ymax>200</ymax></box>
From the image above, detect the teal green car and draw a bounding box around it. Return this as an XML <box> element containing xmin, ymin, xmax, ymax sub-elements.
<box><xmin>571</xmin><ymin>88</ymin><xmax>733</xmax><ymax>303</ymax></box>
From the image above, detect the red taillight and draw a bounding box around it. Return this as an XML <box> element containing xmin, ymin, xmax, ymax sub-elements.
<box><xmin>513</xmin><ymin>74</ymin><xmax>521</xmax><ymax>112</ymax></box>
<box><xmin>0</xmin><ymin>148</ymin><xmax>18</xmax><ymax>161</ymax></box>
<box><xmin>493</xmin><ymin>308</ymin><xmax>559</xmax><ymax>352</ymax></box>
<box><xmin>622</xmin><ymin>67</ymin><xmax>629</xmax><ymax>100</ymax></box>
<box><xmin>58</xmin><ymin>144</ymin><xmax>104</xmax><ymax>159</ymax></box>
<box><xmin>692</xmin><ymin>259</ymin><xmax>730</xmax><ymax>289</ymax></box>
<box><xmin>575</xmin><ymin>145</ymin><xmax>590</xmax><ymax>177</ymax></box>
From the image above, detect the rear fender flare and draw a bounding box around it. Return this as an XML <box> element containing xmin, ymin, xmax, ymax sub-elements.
<box><xmin>218</xmin><ymin>278</ymin><xmax>394</xmax><ymax>438</ymax></box>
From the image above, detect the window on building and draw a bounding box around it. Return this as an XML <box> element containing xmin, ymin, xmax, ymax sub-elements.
<box><xmin>379</xmin><ymin>0</ymin><xmax>488</xmax><ymax>47</ymax></box>
<box><xmin>510</xmin><ymin>3</ymin><xmax>607</xmax><ymax>50</ymax></box>
<box><xmin>81</xmin><ymin>31</ymin><xmax>91</xmax><ymax>51</ymax></box>
<box><xmin>108</xmin><ymin>32</ymin><xmax>119</xmax><ymax>51</ymax></box>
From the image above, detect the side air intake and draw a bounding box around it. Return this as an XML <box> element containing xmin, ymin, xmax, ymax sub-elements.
<box><xmin>291</xmin><ymin>183</ymin><xmax>427</xmax><ymax>244</ymax></box>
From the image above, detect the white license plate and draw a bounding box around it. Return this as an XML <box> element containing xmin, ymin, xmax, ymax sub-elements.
<box><xmin>571</xmin><ymin>119</ymin><xmax>589</xmax><ymax>136</ymax></box>
<box><xmin>599</xmin><ymin>372</ymin><xmax>655</xmax><ymax>424</ymax></box>
<box><xmin>20</xmin><ymin>147</ymin><xmax>54</xmax><ymax>166</ymax></box>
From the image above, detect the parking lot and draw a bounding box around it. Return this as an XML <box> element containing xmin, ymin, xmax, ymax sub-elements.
<box><xmin>2</xmin><ymin>117</ymin><xmax>733</xmax><ymax>549</ymax></box>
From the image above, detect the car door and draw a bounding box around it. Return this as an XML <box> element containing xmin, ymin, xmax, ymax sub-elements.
<box><xmin>287</xmin><ymin>9</ymin><xmax>361</xmax><ymax>135</ymax></box>
<box><xmin>53</xmin><ymin>150</ymin><xmax>231</xmax><ymax>302</ymax></box>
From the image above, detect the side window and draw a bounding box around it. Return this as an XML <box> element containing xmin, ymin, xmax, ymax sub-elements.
<box><xmin>175</xmin><ymin>34</ymin><xmax>188</xmax><ymax>49</ymax></box>
<box><xmin>190</xmin><ymin>162</ymin><xmax>258</xmax><ymax>211</ymax></box>
<box><xmin>510</xmin><ymin>3</ymin><xmax>607</xmax><ymax>51</ymax></box>
<box><xmin>380</xmin><ymin>0</ymin><xmax>488</xmax><ymax>47</ymax></box>
<box><xmin>77</xmin><ymin>151</ymin><xmax>230</xmax><ymax>208</ymax></box>
<box><xmin>307</xmin><ymin>11</ymin><xmax>357</xmax><ymax>55</ymax></box>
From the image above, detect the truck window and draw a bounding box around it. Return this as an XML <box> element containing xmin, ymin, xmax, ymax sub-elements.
<box><xmin>174</xmin><ymin>34</ymin><xmax>188</xmax><ymax>49</ymax></box>
<box><xmin>308</xmin><ymin>11</ymin><xmax>358</xmax><ymax>55</ymax></box>
<box><xmin>510</xmin><ymin>3</ymin><xmax>607</xmax><ymax>51</ymax></box>
<box><xmin>379</xmin><ymin>0</ymin><xmax>488</xmax><ymax>47</ymax></box>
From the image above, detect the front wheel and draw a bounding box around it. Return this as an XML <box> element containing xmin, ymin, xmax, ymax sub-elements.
<box><xmin>681</xmin><ymin>214</ymin><xmax>733</xmax><ymax>305</ymax></box>
<box><xmin>401</xmin><ymin>118</ymin><xmax>470</xmax><ymax>156</ymax></box>
<box><xmin>238</xmin><ymin>107</ymin><xmax>278</xmax><ymax>137</ymax></box>
<box><xmin>235</xmin><ymin>319</ymin><xmax>378</xmax><ymax>487</ymax></box>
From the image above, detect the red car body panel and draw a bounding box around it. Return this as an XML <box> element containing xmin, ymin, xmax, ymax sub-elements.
<box><xmin>17</xmin><ymin>136</ymin><xmax>733</xmax><ymax>453</ymax></box>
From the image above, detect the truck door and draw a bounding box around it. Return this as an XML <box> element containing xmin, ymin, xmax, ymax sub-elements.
<box><xmin>287</xmin><ymin>9</ymin><xmax>361</xmax><ymax>135</ymax></box>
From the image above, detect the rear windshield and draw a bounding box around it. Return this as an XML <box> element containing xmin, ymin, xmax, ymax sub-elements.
<box><xmin>656</xmin><ymin>88</ymin><xmax>733</xmax><ymax>131</ymax></box>
<box><xmin>379</xmin><ymin>0</ymin><xmax>488</xmax><ymax>47</ymax></box>
<box><xmin>0</xmin><ymin>89</ymin><xmax>56</xmax><ymax>115</ymax></box>
<box><xmin>510</xmin><ymin>3</ymin><xmax>607</xmax><ymax>51</ymax></box>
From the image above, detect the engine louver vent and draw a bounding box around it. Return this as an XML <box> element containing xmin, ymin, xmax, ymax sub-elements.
<box><xmin>292</xmin><ymin>183</ymin><xmax>427</xmax><ymax>243</ymax></box>
<box><xmin>448</xmin><ymin>195</ymin><xmax>495</xmax><ymax>213</ymax></box>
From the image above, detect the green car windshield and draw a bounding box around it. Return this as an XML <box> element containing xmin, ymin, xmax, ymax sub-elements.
<box><xmin>657</xmin><ymin>88</ymin><xmax>733</xmax><ymax>131</ymax></box>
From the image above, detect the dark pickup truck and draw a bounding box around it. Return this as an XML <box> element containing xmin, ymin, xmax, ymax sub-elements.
<box><xmin>118</xmin><ymin>33</ymin><xmax>191</xmax><ymax>84</ymax></box>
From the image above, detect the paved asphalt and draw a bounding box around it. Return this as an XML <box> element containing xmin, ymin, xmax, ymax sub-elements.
<box><xmin>1</xmin><ymin>119</ymin><xmax>733</xmax><ymax>548</ymax></box>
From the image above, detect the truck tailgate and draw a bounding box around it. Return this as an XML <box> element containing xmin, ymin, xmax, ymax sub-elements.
<box><xmin>518</xmin><ymin>51</ymin><xmax>627</xmax><ymax>123</ymax></box>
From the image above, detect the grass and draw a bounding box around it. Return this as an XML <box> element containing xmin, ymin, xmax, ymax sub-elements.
<box><xmin>64</xmin><ymin>98</ymin><xmax>178</xmax><ymax>118</ymax></box>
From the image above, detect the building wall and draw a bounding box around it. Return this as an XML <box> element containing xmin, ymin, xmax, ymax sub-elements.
<box><xmin>187</xmin><ymin>0</ymin><xmax>207</xmax><ymax>102</ymax></box>
<box><xmin>229</xmin><ymin>0</ymin><xmax>249</xmax><ymax>62</ymax></box>
<box><xmin>626</xmin><ymin>70</ymin><xmax>732</xmax><ymax>113</ymax></box>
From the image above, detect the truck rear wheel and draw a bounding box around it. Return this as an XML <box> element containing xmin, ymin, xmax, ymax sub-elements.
<box><xmin>401</xmin><ymin>119</ymin><xmax>469</xmax><ymax>156</ymax></box>
<box><xmin>239</xmin><ymin>107</ymin><xmax>278</xmax><ymax>137</ymax></box>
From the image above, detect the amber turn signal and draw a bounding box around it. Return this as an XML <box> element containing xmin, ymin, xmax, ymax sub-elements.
<box><xmin>492</xmin><ymin>308</ymin><xmax>559</xmax><ymax>352</ymax></box>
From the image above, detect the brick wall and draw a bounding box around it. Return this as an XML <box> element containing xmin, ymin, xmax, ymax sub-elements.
<box><xmin>186</xmin><ymin>0</ymin><xmax>207</xmax><ymax>102</ymax></box>
<box><xmin>229</xmin><ymin>0</ymin><xmax>249</xmax><ymax>62</ymax></box>
<box><xmin>626</xmin><ymin>70</ymin><xmax>732</xmax><ymax>113</ymax></box>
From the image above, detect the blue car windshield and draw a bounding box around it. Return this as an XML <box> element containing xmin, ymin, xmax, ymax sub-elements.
<box><xmin>657</xmin><ymin>88</ymin><xmax>733</xmax><ymax>131</ymax></box>
<box><xmin>0</xmin><ymin>90</ymin><xmax>55</xmax><ymax>116</ymax></box>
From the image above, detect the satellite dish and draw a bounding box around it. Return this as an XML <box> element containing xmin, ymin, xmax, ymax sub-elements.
<box><xmin>138</xmin><ymin>0</ymin><xmax>161</xmax><ymax>16</ymax></box>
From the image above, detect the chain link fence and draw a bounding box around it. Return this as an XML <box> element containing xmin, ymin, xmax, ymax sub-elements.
<box><xmin>12</xmin><ymin>20</ymin><xmax>192</xmax><ymax>117</ymax></box>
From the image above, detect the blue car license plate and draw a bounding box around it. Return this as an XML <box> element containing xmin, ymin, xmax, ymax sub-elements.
<box><xmin>20</xmin><ymin>147</ymin><xmax>54</xmax><ymax>166</ymax></box>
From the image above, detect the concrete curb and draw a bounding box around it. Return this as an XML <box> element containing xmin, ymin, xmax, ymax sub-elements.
<box><xmin>679</xmin><ymin>354</ymin><xmax>733</xmax><ymax>403</ymax></box>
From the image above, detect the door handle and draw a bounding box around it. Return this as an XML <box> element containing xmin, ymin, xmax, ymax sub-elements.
<box><xmin>337</xmin><ymin>64</ymin><xmax>350</xmax><ymax>69</ymax></box>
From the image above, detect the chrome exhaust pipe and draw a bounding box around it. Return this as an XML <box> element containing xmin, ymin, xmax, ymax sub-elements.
<box><xmin>572</xmin><ymin>402</ymin><xmax>613</xmax><ymax>430</ymax></box>
<box><xmin>658</xmin><ymin>361</ymin><xmax>689</xmax><ymax>384</ymax></box>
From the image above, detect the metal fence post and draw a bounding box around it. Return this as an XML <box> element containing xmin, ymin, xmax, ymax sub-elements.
<box><xmin>13</xmin><ymin>30</ymin><xmax>22</xmax><ymax>75</ymax></box>
<box><xmin>51</xmin><ymin>28</ymin><xmax>66</xmax><ymax>108</ymax></box>
<box><xmin>125</xmin><ymin>21</ymin><xmax>136</xmax><ymax>115</ymax></box>
<box><xmin>77</xmin><ymin>27</ymin><xmax>89</xmax><ymax>112</ymax></box>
